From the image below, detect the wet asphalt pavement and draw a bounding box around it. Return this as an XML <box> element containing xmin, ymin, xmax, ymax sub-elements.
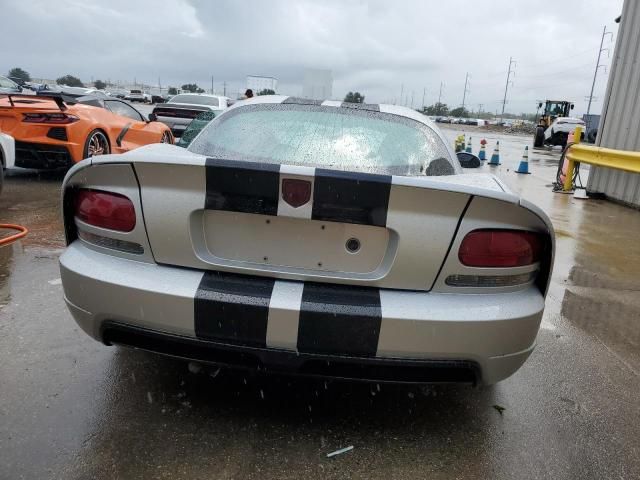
<box><xmin>1</xmin><ymin>126</ymin><xmax>639</xmax><ymax>479</ymax></box>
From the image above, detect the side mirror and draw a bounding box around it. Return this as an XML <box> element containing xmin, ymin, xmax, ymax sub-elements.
<box><xmin>571</xmin><ymin>104</ymin><xmax>575</xmax><ymax>110</ymax></box>
<box><xmin>148</xmin><ymin>112</ymin><xmax>157</xmax><ymax>122</ymax></box>
<box><xmin>456</xmin><ymin>152</ymin><xmax>481</xmax><ymax>169</ymax></box>
<box><xmin>538</xmin><ymin>102</ymin><xmax>543</xmax><ymax>109</ymax></box>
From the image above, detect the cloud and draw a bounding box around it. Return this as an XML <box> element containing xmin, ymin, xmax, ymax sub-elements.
<box><xmin>0</xmin><ymin>0</ymin><xmax>623</xmax><ymax>114</ymax></box>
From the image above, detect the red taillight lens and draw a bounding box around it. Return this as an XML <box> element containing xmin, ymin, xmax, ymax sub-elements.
<box><xmin>75</xmin><ymin>189</ymin><xmax>136</xmax><ymax>232</ymax></box>
<box><xmin>459</xmin><ymin>230</ymin><xmax>543</xmax><ymax>268</ymax></box>
<box><xmin>23</xmin><ymin>112</ymin><xmax>79</xmax><ymax>124</ymax></box>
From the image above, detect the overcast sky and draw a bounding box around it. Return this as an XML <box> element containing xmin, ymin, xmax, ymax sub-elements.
<box><xmin>1</xmin><ymin>0</ymin><xmax>624</xmax><ymax>115</ymax></box>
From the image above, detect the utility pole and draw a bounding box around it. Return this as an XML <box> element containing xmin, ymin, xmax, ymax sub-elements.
<box><xmin>410</xmin><ymin>90</ymin><xmax>414</xmax><ymax>108</ymax></box>
<box><xmin>586</xmin><ymin>26</ymin><xmax>613</xmax><ymax>126</ymax></box>
<box><xmin>461</xmin><ymin>72</ymin><xmax>470</xmax><ymax>112</ymax></box>
<box><xmin>211</xmin><ymin>76</ymin><xmax>214</xmax><ymax>95</ymax></box>
<box><xmin>438</xmin><ymin>81</ymin><xmax>444</xmax><ymax>104</ymax></box>
<box><xmin>223</xmin><ymin>81</ymin><xmax>227</xmax><ymax>96</ymax></box>
<box><xmin>478</xmin><ymin>103</ymin><xmax>483</xmax><ymax>114</ymax></box>
<box><xmin>422</xmin><ymin>87</ymin><xmax>426</xmax><ymax>110</ymax></box>
<box><xmin>500</xmin><ymin>57</ymin><xmax>516</xmax><ymax>122</ymax></box>
<box><xmin>400</xmin><ymin>84</ymin><xmax>404</xmax><ymax>106</ymax></box>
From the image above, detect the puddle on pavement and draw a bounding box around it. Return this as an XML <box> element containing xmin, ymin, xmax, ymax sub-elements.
<box><xmin>558</xmin><ymin>198</ymin><xmax>640</xmax><ymax>375</ymax></box>
<box><xmin>0</xmin><ymin>243</ymin><xmax>15</xmax><ymax>308</ymax></box>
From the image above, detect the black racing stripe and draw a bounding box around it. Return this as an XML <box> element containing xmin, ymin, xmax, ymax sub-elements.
<box><xmin>312</xmin><ymin>169</ymin><xmax>392</xmax><ymax>226</ymax></box>
<box><xmin>205</xmin><ymin>158</ymin><xmax>280</xmax><ymax>215</ymax></box>
<box><xmin>194</xmin><ymin>271</ymin><xmax>275</xmax><ymax>347</ymax></box>
<box><xmin>340</xmin><ymin>102</ymin><xmax>380</xmax><ymax>112</ymax></box>
<box><xmin>297</xmin><ymin>283</ymin><xmax>382</xmax><ymax>357</ymax></box>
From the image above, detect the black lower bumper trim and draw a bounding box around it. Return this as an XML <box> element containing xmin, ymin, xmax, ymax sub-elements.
<box><xmin>15</xmin><ymin>140</ymin><xmax>73</xmax><ymax>169</ymax></box>
<box><xmin>101</xmin><ymin>322</ymin><xmax>479</xmax><ymax>384</ymax></box>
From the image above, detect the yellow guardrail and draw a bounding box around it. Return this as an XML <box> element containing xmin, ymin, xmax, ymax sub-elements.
<box><xmin>563</xmin><ymin>126</ymin><xmax>640</xmax><ymax>191</ymax></box>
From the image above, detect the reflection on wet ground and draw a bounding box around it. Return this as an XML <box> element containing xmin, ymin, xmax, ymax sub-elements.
<box><xmin>1</xmin><ymin>132</ymin><xmax>640</xmax><ymax>479</ymax></box>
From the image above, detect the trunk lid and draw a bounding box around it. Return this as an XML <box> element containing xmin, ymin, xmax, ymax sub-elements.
<box><xmin>152</xmin><ymin>104</ymin><xmax>214</xmax><ymax>120</ymax></box>
<box><xmin>127</xmin><ymin>145</ymin><xmax>479</xmax><ymax>291</ymax></box>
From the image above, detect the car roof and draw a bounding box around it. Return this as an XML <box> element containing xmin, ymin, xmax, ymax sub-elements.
<box><xmin>224</xmin><ymin>95</ymin><xmax>440</xmax><ymax>129</ymax></box>
<box><xmin>173</xmin><ymin>93</ymin><xmax>230</xmax><ymax>100</ymax></box>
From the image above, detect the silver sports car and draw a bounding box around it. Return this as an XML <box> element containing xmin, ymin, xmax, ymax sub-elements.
<box><xmin>59</xmin><ymin>96</ymin><xmax>554</xmax><ymax>385</ymax></box>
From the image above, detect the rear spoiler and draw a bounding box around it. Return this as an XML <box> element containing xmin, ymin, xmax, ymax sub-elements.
<box><xmin>0</xmin><ymin>93</ymin><xmax>76</xmax><ymax>111</ymax></box>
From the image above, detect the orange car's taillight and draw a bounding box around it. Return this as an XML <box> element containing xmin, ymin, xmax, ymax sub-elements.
<box><xmin>22</xmin><ymin>112</ymin><xmax>80</xmax><ymax>124</ymax></box>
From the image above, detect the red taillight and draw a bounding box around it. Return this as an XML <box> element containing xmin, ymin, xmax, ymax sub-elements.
<box><xmin>22</xmin><ymin>112</ymin><xmax>79</xmax><ymax>124</ymax></box>
<box><xmin>459</xmin><ymin>230</ymin><xmax>543</xmax><ymax>268</ymax></box>
<box><xmin>75</xmin><ymin>189</ymin><xmax>136</xmax><ymax>232</ymax></box>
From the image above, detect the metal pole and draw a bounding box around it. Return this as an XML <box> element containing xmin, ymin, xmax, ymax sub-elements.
<box><xmin>500</xmin><ymin>57</ymin><xmax>515</xmax><ymax>122</ymax></box>
<box><xmin>211</xmin><ymin>76</ymin><xmax>214</xmax><ymax>95</ymax></box>
<box><xmin>438</xmin><ymin>81</ymin><xmax>443</xmax><ymax>104</ymax></box>
<box><xmin>586</xmin><ymin>26</ymin><xmax>611</xmax><ymax>123</ymax></box>
<box><xmin>462</xmin><ymin>72</ymin><xmax>469</xmax><ymax>111</ymax></box>
<box><xmin>400</xmin><ymin>84</ymin><xmax>404</xmax><ymax>106</ymax></box>
<box><xmin>422</xmin><ymin>87</ymin><xmax>426</xmax><ymax>110</ymax></box>
<box><xmin>411</xmin><ymin>90</ymin><xmax>414</xmax><ymax>108</ymax></box>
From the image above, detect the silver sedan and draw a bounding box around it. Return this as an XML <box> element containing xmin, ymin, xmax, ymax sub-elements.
<box><xmin>59</xmin><ymin>96</ymin><xmax>554</xmax><ymax>385</ymax></box>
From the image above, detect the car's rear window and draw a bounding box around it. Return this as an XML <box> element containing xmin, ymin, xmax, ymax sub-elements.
<box><xmin>171</xmin><ymin>95</ymin><xmax>219</xmax><ymax>107</ymax></box>
<box><xmin>188</xmin><ymin>104</ymin><xmax>456</xmax><ymax>176</ymax></box>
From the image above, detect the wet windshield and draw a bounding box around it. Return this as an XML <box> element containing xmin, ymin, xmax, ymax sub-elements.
<box><xmin>189</xmin><ymin>104</ymin><xmax>456</xmax><ymax>176</ymax></box>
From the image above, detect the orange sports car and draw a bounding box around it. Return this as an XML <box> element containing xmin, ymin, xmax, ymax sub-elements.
<box><xmin>0</xmin><ymin>94</ymin><xmax>173</xmax><ymax>169</ymax></box>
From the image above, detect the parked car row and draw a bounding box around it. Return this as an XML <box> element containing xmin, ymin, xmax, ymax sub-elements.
<box><xmin>1</xmin><ymin>76</ymin><xmax>175</xmax><ymax>104</ymax></box>
<box><xmin>434</xmin><ymin>116</ymin><xmax>487</xmax><ymax>126</ymax></box>
<box><xmin>0</xmin><ymin>89</ymin><xmax>237</xmax><ymax>172</ymax></box>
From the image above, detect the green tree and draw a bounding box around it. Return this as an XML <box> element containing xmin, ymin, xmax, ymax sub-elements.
<box><xmin>93</xmin><ymin>79</ymin><xmax>107</xmax><ymax>90</ymax></box>
<box><xmin>424</xmin><ymin>102</ymin><xmax>449</xmax><ymax>116</ymax></box>
<box><xmin>344</xmin><ymin>91</ymin><xmax>365</xmax><ymax>103</ymax></box>
<box><xmin>7</xmin><ymin>67</ymin><xmax>31</xmax><ymax>84</ymax></box>
<box><xmin>449</xmin><ymin>107</ymin><xmax>469</xmax><ymax>118</ymax></box>
<box><xmin>181</xmin><ymin>83</ymin><xmax>204</xmax><ymax>93</ymax></box>
<box><xmin>168</xmin><ymin>86</ymin><xmax>178</xmax><ymax>95</ymax></box>
<box><xmin>56</xmin><ymin>75</ymin><xmax>84</xmax><ymax>87</ymax></box>
<box><xmin>258</xmin><ymin>88</ymin><xmax>276</xmax><ymax>95</ymax></box>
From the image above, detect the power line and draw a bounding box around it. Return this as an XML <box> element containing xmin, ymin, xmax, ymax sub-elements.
<box><xmin>478</xmin><ymin>45</ymin><xmax>605</xmax><ymax>80</ymax></box>
<box><xmin>515</xmin><ymin>61</ymin><xmax>596</xmax><ymax>80</ymax></box>
<box><xmin>513</xmin><ymin>77</ymin><xmax>598</xmax><ymax>91</ymax></box>
<box><xmin>522</xmin><ymin>45</ymin><xmax>604</xmax><ymax>69</ymax></box>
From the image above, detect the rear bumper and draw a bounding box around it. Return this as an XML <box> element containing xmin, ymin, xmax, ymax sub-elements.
<box><xmin>60</xmin><ymin>241</ymin><xmax>545</xmax><ymax>385</ymax></box>
<box><xmin>15</xmin><ymin>140</ymin><xmax>74</xmax><ymax>169</ymax></box>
